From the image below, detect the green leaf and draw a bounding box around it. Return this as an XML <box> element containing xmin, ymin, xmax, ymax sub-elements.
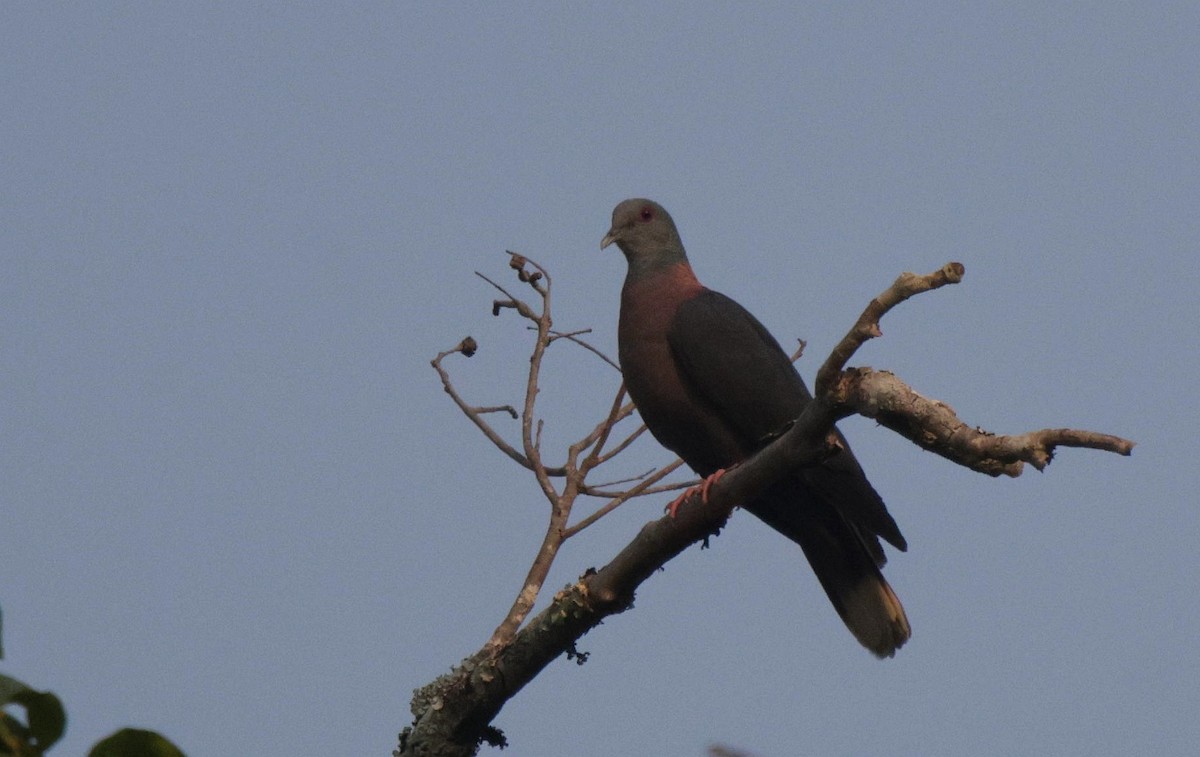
<box><xmin>0</xmin><ymin>674</ymin><xmax>67</xmax><ymax>754</ymax></box>
<box><xmin>88</xmin><ymin>728</ymin><xmax>186</xmax><ymax>757</ymax></box>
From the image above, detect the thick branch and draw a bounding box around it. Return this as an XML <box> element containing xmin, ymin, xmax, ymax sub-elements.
<box><xmin>836</xmin><ymin>368</ymin><xmax>1135</xmax><ymax>475</ymax></box>
<box><xmin>398</xmin><ymin>400</ymin><xmax>839</xmax><ymax>757</ymax></box>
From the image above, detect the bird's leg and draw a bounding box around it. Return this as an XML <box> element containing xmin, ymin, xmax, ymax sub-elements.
<box><xmin>665</xmin><ymin>468</ymin><xmax>729</xmax><ymax>518</ymax></box>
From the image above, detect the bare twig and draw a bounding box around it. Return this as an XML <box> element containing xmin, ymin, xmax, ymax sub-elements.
<box><xmin>478</xmin><ymin>253</ymin><xmax>659</xmax><ymax>648</ymax></box>
<box><xmin>476</xmin><ymin>405</ymin><xmax>518</xmax><ymax>419</ymax></box>
<box><xmin>593</xmin><ymin>417</ymin><xmax>650</xmax><ymax>466</ymax></box>
<box><xmin>584</xmin><ymin>467</ymin><xmax>672</xmax><ymax>490</ymax></box>
<box><xmin>580</xmin><ymin>478</ymin><xmax>698</xmax><ymax>499</ymax></box>
<box><xmin>484</xmin><ymin>254</ymin><xmax>568</xmax><ymax>649</ymax></box>
<box><xmin>572</xmin><ymin>385</ymin><xmax>629</xmax><ymax>464</ymax></box>
<box><xmin>546</xmin><ymin>329</ymin><xmax>622</xmax><ymax>372</ymax></box>
<box><xmin>431</xmin><ymin>339</ymin><xmax>533</xmax><ymax>471</ymax></box>
<box><xmin>790</xmin><ymin>338</ymin><xmax>807</xmax><ymax>363</ymax></box>
<box><xmin>507</xmin><ymin>250</ymin><xmax>548</xmax><ymax>295</ymax></box>
<box><xmin>476</xmin><ymin>271</ymin><xmax>538</xmax><ymax>321</ymax></box>
<box><xmin>816</xmin><ymin>262</ymin><xmax>964</xmax><ymax>395</ymax></box>
<box><xmin>563</xmin><ymin>458</ymin><xmax>690</xmax><ymax>537</ymax></box>
<box><xmin>709</xmin><ymin>745</ymin><xmax>760</xmax><ymax>757</ymax></box>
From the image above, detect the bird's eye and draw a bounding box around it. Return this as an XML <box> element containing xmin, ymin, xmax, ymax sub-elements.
<box><xmin>639</xmin><ymin>206</ymin><xmax>654</xmax><ymax>221</ymax></box>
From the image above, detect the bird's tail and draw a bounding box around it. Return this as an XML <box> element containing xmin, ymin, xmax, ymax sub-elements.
<box><xmin>818</xmin><ymin>558</ymin><xmax>911</xmax><ymax>658</ymax></box>
<box><xmin>747</xmin><ymin>483</ymin><xmax>911</xmax><ymax>658</ymax></box>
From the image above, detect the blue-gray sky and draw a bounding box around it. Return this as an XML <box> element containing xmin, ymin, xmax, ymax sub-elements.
<box><xmin>4</xmin><ymin>4</ymin><xmax>1197</xmax><ymax>756</ymax></box>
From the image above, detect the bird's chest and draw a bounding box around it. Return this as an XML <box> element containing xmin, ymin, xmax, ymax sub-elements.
<box><xmin>618</xmin><ymin>284</ymin><xmax>689</xmax><ymax>411</ymax></box>
<box><xmin>617</xmin><ymin>325</ymin><xmax>691</xmax><ymax>424</ymax></box>
<box><xmin>618</xmin><ymin>291</ymin><xmax>743</xmax><ymax>473</ymax></box>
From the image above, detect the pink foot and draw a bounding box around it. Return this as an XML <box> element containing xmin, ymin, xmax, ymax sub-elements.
<box><xmin>665</xmin><ymin>468</ymin><xmax>728</xmax><ymax>518</ymax></box>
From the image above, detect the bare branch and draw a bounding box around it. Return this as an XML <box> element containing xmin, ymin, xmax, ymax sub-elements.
<box><xmin>547</xmin><ymin>327</ymin><xmax>592</xmax><ymax>341</ymax></box>
<box><xmin>507</xmin><ymin>250</ymin><xmax>549</xmax><ymax>295</ymax></box>
<box><xmin>593</xmin><ymin>416</ymin><xmax>649</xmax><ymax>465</ymax></box>
<box><xmin>580</xmin><ymin>478</ymin><xmax>698</xmax><ymax>499</ymax></box>
<box><xmin>584</xmin><ymin>467</ymin><xmax>673</xmax><ymax>491</ymax></box>
<box><xmin>546</xmin><ymin>328</ymin><xmax>622</xmax><ymax>372</ymax></box>
<box><xmin>563</xmin><ymin>458</ymin><xmax>690</xmax><ymax>538</ymax></box>
<box><xmin>475</xmin><ymin>405</ymin><xmax>518</xmax><ymax>419</ymax></box>
<box><xmin>836</xmin><ymin>368</ymin><xmax>1135</xmax><ymax>475</ymax></box>
<box><xmin>560</xmin><ymin>384</ymin><xmax>687</xmax><ymax>537</ymax></box>
<box><xmin>578</xmin><ymin>384</ymin><xmax>628</xmax><ymax>470</ymax></box>
<box><xmin>475</xmin><ymin>271</ymin><xmax>539</xmax><ymax>321</ymax></box>
<box><xmin>482</xmin><ymin>254</ymin><xmax>568</xmax><ymax>650</ymax></box>
<box><xmin>790</xmin><ymin>338</ymin><xmax>807</xmax><ymax>363</ymax></box>
<box><xmin>430</xmin><ymin>339</ymin><xmax>570</xmax><ymax>478</ymax></box>
<box><xmin>430</xmin><ymin>339</ymin><xmax>533</xmax><ymax>471</ymax></box>
<box><xmin>816</xmin><ymin>262</ymin><xmax>964</xmax><ymax>395</ymax></box>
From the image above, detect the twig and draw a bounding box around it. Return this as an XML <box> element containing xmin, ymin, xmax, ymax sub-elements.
<box><xmin>593</xmin><ymin>417</ymin><xmax>649</xmax><ymax>466</ymax></box>
<box><xmin>584</xmin><ymin>467</ymin><xmax>666</xmax><ymax>490</ymax></box>
<box><xmin>816</xmin><ymin>262</ymin><xmax>964</xmax><ymax>395</ymax></box>
<box><xmin>430</xmin><ymin>340</ymin><xmax>533</xmax><ymax>471</ymax></box>
<box><xmin>546</xmin><ymin>328</ymin><xmax>622</xmax><ymax>372</ymax></box>
<box><xmin>563</xmin><ymin>458</ymin><xmax>689</xmax><ymax>537</ymax></box>
<box><xmin>580</xmin><ymin>479</ymin><xmax>698</xmax><ymax>499</ymax></box>
<box><xmin>486</xmin><ymin>254</ymin><xmax>566</xmax><ymax>649</ymax></box>
<box><xmin>578</xmin><ymin>385</ymin><xmax>629</xmax><ymax>470</ymax></box>
<box><xmin>476</xmin><ymin>405</ymin><xmax>518</xmax><ymax>419</ymax></box>
<box><xmin>790</xmin><ymin>339</ymin><xmax>807</xmax><ymax>363</ymax></box>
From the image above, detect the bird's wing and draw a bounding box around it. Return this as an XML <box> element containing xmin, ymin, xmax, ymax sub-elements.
<box><xmin>667</xmin><ymin>289</ymin><xmax>809</xmax><ymax>448</ymax></box>
<box><xmin>668</xmin><ymin>289</ymin><xmax>907</xmax><ymax>553</ymax></box>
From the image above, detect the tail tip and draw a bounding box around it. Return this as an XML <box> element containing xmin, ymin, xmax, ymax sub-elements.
<box><xmin>843</xmin><ymin>577</ymin><xmax>911</xmax><ymax>658</ymax></box>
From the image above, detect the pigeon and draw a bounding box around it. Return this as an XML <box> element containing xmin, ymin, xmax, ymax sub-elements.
<box><xmin>603</xmin><ymin>198</ymin><xmax>910</xmax><ymax>657</ymax></box>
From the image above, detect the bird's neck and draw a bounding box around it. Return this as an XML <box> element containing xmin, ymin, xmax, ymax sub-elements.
<box><xmin>620</xmin><ymin>260</ymin><xmax>704</xmax><ymax>310</ymax></box>
<box><xmin>620</xmin><ymin>244</ymin><xmax>691</xmax><ymax>280</ymax></box>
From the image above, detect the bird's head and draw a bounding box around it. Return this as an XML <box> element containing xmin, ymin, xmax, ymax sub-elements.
<box><xmin>601</xmin><ymin>199</ymin><xmax>687</xmax><ymax>269</ymax></box>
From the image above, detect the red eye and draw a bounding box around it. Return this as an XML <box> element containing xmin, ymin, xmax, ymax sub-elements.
<box><xmin>639</xmin><ymin>205</ymin><xmax>654</xmax><ymax>221</ymax></box>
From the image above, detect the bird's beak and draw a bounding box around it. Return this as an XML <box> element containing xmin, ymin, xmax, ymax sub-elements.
<box><xmin>600</xmin><ymin>228</ymin><xmax>619</xmax><ymax>250</ymax></box>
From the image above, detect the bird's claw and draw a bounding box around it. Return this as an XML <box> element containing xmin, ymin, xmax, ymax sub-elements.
<box><xmin>665</xmin><ymin>468</ymin><xmax>728</xmax><ymax>518</ymax></box>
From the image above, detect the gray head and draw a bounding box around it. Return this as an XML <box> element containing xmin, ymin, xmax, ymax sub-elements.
<box><xmin>601</xmin><ymin>199</ymin><xmax>687</xmax><ymax>269</ymax></box>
